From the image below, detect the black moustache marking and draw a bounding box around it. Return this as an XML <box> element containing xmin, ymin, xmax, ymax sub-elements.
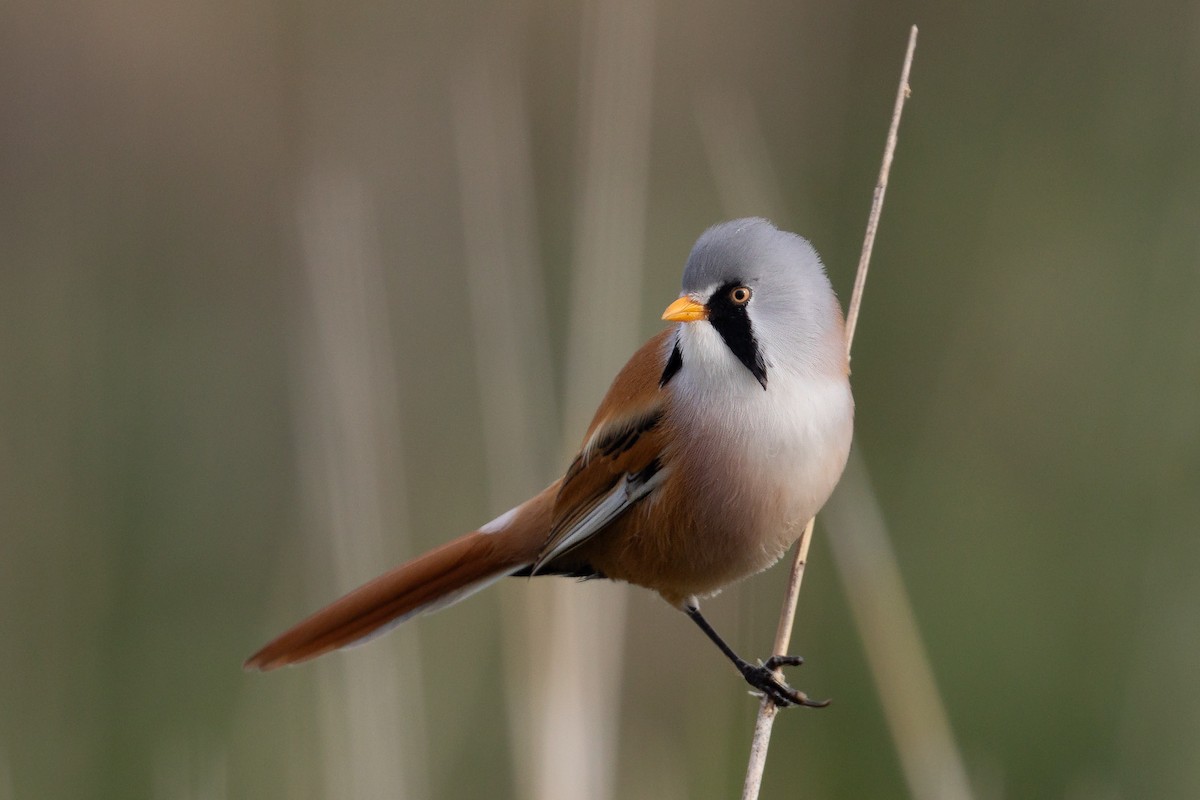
<box><xmin>707</xmin><ymin>280</ymin><xmax>768</xmax><ymax>389</ymax></box>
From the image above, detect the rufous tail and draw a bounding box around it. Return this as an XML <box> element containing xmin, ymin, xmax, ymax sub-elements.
<box><xmin>244</xmin><ymin>487</ymin><xmax>554</xmax><ymax>671</ymax></box>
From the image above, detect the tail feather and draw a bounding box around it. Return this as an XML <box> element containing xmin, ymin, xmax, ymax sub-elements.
<box><xmin>246</xmin><ymin>526</ymin><xmax>537</xmax><ymax>671</ymax></box>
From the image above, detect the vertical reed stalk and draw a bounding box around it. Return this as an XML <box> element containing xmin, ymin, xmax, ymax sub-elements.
<box><xmin>450</xmin><ymin>41</ymin><xmax>559</xmax><ymax>800</ymax></box>
<box><xmin>294</xmin><ymin>167</ymin><xmax>428</xmax><ymax>800</ymax></box>
<box><xmin>823</xmin><ymin>455</ymin><xmax>976</xmax><ymax>800</ymax></box>
<box><xmin>552</xmin><ymin>2</ymin><xmax>659</xmax><ymax>798</ymax></box>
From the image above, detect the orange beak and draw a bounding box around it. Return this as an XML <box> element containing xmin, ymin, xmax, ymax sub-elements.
<box><xmin>661</xmin><ymin>296</ymin><xmax>708</xmax><ymax>323</ymax></box>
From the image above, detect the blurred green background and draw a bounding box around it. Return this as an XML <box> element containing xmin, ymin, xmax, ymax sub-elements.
<box><xmin>3</xmin><ymin>1</ymin><xmax>1198</xmax><ymax>798</ymax></box>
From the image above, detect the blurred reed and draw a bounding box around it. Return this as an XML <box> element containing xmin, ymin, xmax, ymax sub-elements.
<box><xmin>695</xmin><ymin>89</ymin><xmax>788</xmax><ymax>224</ymax></box>
<box><xmin>293</xmin><ymin>167</ymin><xmax>429</xmax><ymax>800</ymax></box>
<box><xmin>453</xmin><ymin>0</ymin><xmax>661</xmax><ymax>797</ymax></box>
<box><xmin>824</xmin><ymin>454</ymin><xmax>975</xmax><ymax>800</ymax></box>
<box><xmin>450</xmin><ymin>41</ymin><xmax>560</xmax><ymax>800</ymax></box>
<box><xmin>549</xmin><ymin>1</ymin><xmax>660</xmax><ymax>798</ymax></box>
<box><xmin>151</xmin><ymin>741</ymin><xmax>227</xmax><ymax>800</ymax></box>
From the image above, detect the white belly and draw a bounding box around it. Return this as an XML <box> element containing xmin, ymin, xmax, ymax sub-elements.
<box><xmin>670</xmin><ymin>337</ymin><xmax>854</xmax><ymax>584</ymax></box>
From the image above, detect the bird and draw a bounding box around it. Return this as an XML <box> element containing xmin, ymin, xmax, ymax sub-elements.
<box><xmin>245</xmin><ymin>218</ymin><xmax>854</xmax><ymax>708</ymax></box>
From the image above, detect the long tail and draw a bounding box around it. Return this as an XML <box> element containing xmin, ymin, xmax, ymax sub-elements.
<box><xmin>244</xmin><ymin>486</ymin><xmax>555</xmax><ymax>671</ymax></box>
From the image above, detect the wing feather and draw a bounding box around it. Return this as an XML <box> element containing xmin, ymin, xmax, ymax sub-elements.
<box><xmin>532</xmin><ymin>330</ymin><xmax>677</xmax><ymax>574</ymax></box>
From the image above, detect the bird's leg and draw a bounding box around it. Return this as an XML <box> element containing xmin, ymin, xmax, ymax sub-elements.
<box><xmin>684</xmin><ymin>604</ymin><xmax>830</xmax><ymax>709</ymax></box>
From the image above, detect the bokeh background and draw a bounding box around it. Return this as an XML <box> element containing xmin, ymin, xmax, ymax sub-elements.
<box><xmin>3</xmin><ymin>1</ymin><xmax>1198</xmax><ymax>798</ymax></box>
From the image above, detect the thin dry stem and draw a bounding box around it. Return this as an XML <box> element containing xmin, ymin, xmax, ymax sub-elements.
<box><xmin>741</xmin><ymin>25</ymin><xmax>918</xmax><ymax>800</ymax></box>
<box><xmin>843</xmin><ymin>26</ymin><xmax>919</xmax><ymax>354</ymax></box>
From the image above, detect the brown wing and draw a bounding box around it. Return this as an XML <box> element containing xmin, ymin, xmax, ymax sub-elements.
<box><xmin>532</xmin><ymin>329</ymin><xmax>677</xmax><ymax>572</ymax></box>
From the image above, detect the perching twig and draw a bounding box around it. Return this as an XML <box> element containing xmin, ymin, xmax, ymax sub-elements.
<box><xmin>741</xmin><ymin>25</ymin><xmax>918</xmax><ymax>800</ymax></box>
<box><xmin>843</xmin><ymin>27</ymin><xmax>918</xmax><ymax>355</ymax></box>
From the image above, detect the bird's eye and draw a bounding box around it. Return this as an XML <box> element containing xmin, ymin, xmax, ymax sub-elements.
<box><xmin>729</xmin><ymin>286</ymin><xmax>752</xmax><ymax>305</ymax></box>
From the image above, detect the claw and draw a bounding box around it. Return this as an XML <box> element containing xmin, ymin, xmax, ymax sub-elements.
<box><xmin>740</xmin><ymin>657</ymin><xmax>830</xmax><ymax>709</ymax></box>
<box><xmin>801</xmin><ymin>694</ymin><xmax>832</xmax><ymax>708</ymax></box>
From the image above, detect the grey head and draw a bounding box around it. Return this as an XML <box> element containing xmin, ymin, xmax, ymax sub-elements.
<box><xmin>667</xmin><ymin>218</ymin><xmax>846</xmax><ymax>388</ymax></box>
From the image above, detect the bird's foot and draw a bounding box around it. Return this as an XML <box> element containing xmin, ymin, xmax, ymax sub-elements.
<box><xmin>741</xmin><ymin>655</ymin><xmax>830</xmax><ymax>708</ymax></box>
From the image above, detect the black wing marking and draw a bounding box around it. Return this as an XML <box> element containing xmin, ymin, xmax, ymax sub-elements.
<box><xmin>561</xmin><ymin>406</ymin><xmax>665</xmax><ymax>489</ymax></box>
<box><xmin>659</xmin><ymin>339</ymin><xmax>683</xmax><ymax>387</ymax></box>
